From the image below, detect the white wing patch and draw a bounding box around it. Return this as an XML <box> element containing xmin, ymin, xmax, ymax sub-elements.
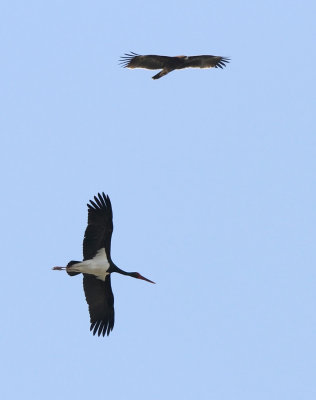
<box><xmin>67</xmin><ymin>248</ymin><xmax>110</xmax><ymax>281</ymax></box>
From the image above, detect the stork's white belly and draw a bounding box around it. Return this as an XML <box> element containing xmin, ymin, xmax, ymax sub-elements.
<box><xmin>69</xmin><ymin>248</ymin><xmax>110</xmax><ymax>281</ymax></box>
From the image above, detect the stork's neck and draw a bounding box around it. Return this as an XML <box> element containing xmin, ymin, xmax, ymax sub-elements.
<box><xmin>110</xmin><ymin>264</ymin><xmax>131</xmax><ymax>276</ymax></box>
<box><xmin>111</xmin><ymin>264</ymin><xmax>155</xmax><ymax>284</ymax></box>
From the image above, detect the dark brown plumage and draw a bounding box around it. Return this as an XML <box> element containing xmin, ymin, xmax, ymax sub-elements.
<box><xmin>120</xmin><ymin>52</ymin><xmax>230</xmax><ymax>79</ymax></box>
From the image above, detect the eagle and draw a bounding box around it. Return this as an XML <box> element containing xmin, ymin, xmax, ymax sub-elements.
<box><xmin>119</xmin><ymin>52</ymin><xmax>230</xmax><ymax>80</ymax></box>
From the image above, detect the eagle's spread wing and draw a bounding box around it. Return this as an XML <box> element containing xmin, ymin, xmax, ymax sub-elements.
<box><xmin>83</xmin><ymin>192</ymin><xmax>113</xmax><ymax>261</ymax></box>
<box><xmin>83</xmin><ymin>274</ymin><xmax>114</xmax><ymax>337</ymax></box>
<box><xmin>184</xmin><ymin>55</ymin><xmax>230</xmax><ymax>69</ymax></box>
<box><xmin>119</xmin><ymin>52</ymin><xmax>172</xmax><ymax>70</ymax></box>
<box><xmin>120</xmin><ymin>52</ymin><xmax>230</xmax><ymax>79</ymax></box>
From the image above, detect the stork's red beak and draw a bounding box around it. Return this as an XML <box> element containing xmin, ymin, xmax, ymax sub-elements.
<box><xmin>137</xmin><ymin>274</ymin><xmax>155</xmax><ymax>284</ymax></box>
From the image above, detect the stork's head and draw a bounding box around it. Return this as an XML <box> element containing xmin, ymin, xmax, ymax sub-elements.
<box><xmin>131</xmin><ymin>272</ymin><xmax>155</xmax><ymax>284</ymax></box>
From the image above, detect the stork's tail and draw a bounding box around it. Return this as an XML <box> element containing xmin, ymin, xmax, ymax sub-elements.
<box><xmin>66</xmin><ymin>261</ymin><xmax>81</xmax><ymax>276</ymax></box>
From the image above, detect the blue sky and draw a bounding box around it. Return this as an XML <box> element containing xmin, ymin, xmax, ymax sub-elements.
<box><xmin>1</xmin><ymin>1</ymin><xmax>315</xmax><ymax>399</ymax></box>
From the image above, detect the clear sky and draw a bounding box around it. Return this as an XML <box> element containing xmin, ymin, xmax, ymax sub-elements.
<box><xmin>1</xmin><ymin>1</ymin><xmax>315</xmax><ymax>399</ymax></box>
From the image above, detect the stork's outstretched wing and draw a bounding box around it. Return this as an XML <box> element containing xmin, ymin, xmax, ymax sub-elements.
<box><xmin>83</xmin><ymin>192</ymin><xmax>113</xmax><ymax>261</ymax></box>
<box><xmin>83</xmin><ymin>274</ymin><xmax>114</xmax><ymax>337</ymax></box>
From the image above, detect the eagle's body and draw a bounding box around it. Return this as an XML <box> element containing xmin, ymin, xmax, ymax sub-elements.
<box><xmin>120</xmin><ymin>52</ymin><xmax>230</xmax><ymax>79</ymax></box>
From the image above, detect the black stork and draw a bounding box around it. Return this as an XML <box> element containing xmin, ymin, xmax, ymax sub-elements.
<box><xmin>53</xmin><ymin>192</ymin><xmax>155</xmax><ymax>337</ymax></box>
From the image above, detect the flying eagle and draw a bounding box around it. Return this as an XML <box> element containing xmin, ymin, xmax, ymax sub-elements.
<box><xmin>119</xmin><ymin>52</ymin><xmax>230</xmax><ymax>80</ymax></box>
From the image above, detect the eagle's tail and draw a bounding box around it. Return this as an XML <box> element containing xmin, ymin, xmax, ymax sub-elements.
<box><xmin>152</xmin><ymin>68</ymin><xmax>170</xmax><ymax>80</ymax></box>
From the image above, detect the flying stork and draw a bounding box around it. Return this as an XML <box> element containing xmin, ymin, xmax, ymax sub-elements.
<box><xmin>53</xmin><ymin>192</ymin><xmax>155</xmax><ymax>337</ymax></box>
